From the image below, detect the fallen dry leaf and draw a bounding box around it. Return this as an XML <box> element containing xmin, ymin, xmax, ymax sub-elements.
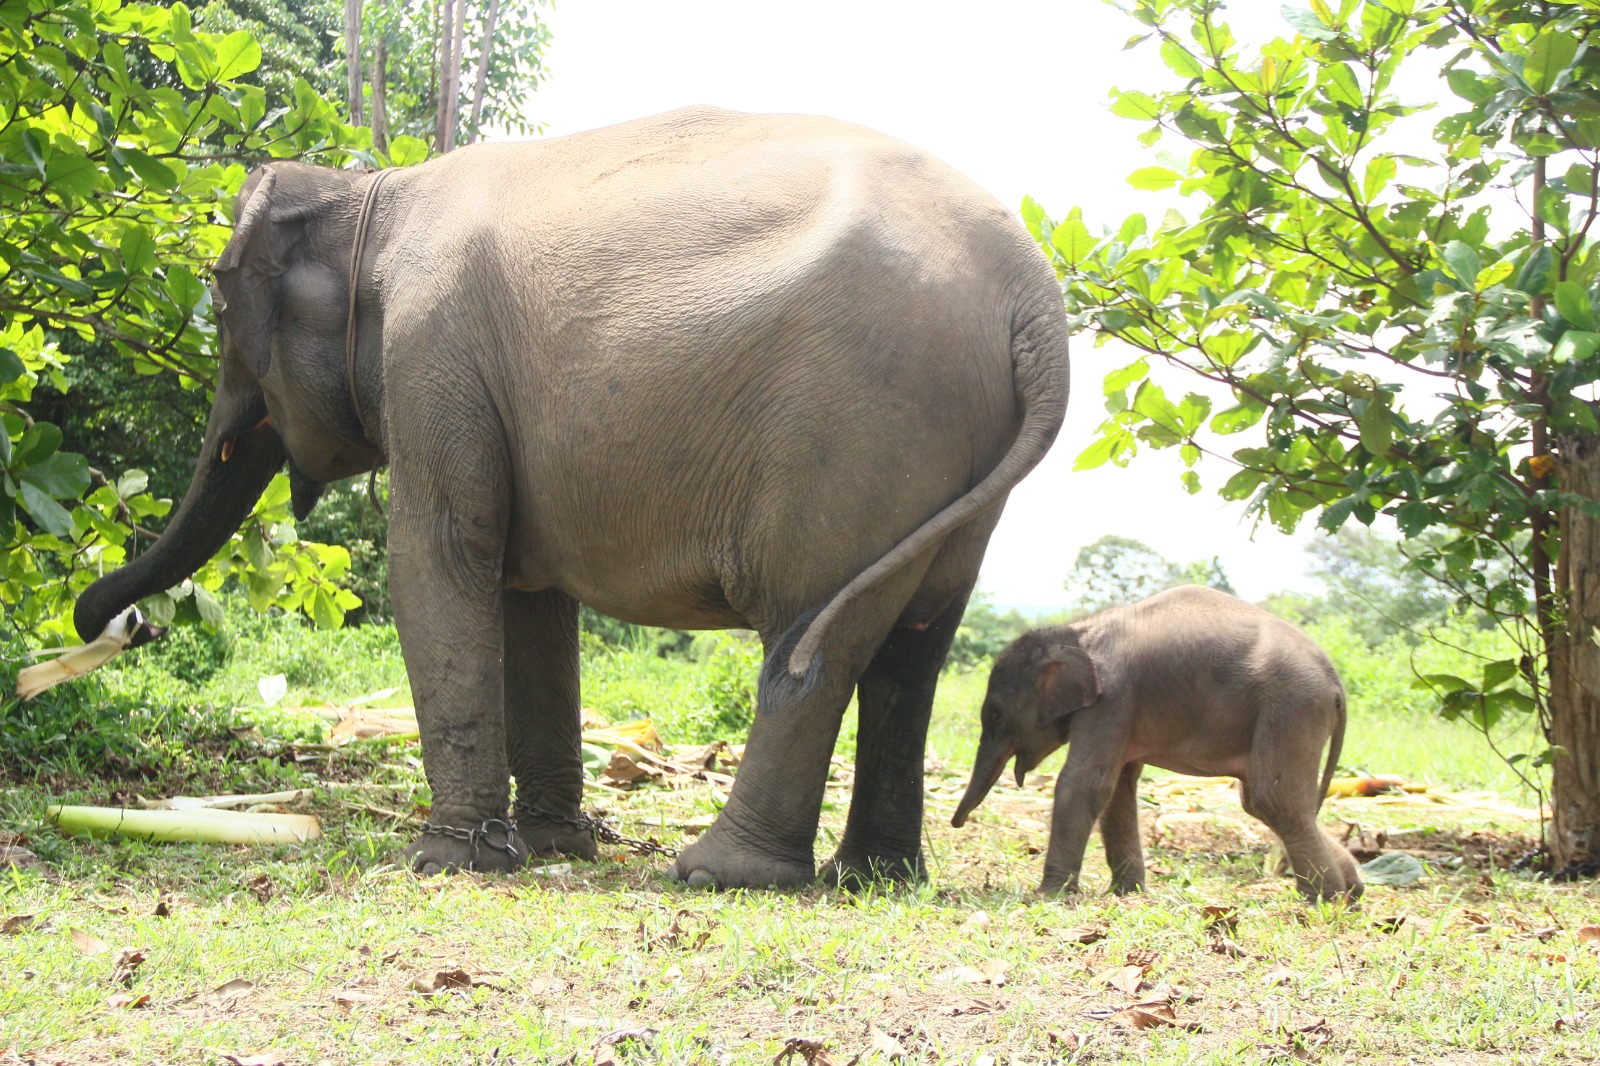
<box><xmin>1531</xmin><ymin>927</ymin><xmax>1561</xmax><ymax>943</ymax></box>
<box><xmin>1372</xmin><ymin>914</ymin><xmax>1407</xmax><ymax>935</ymax></box>
<box><xmin>1105</xmin><ymin>1003</ymin><xmax>1203</xmax><ymax>1032</ymax></box>
<box><xmin>2</xmin><ymin>915</ymin><xmax>37</xmax><ymax>935</ymax></box>
<box><xmin>1263</xmin><ymin>968</ymin><xmax>1294</xmax><ymax>988</ymax></box>
<box><xmin>411</xmin><ymin>967</ymin><xmax>474</xmax><ymax>996</ymax></box>
<box><xmin>962</xmin><ymin>910</ymin><xmax>992</xmax><ymax>932</ymax></box>
<box><xmin>1578</xmin><ymin>925</ymin><xmax>1600</xmax><ymax>945</ymax></box>
<box><xmin>244</xmin><ymin>874</ymin><xmax>273</xmax><ymax>904</ymax></box>
<box><xmin>938</xmin><ymin>998</ymin><xmax>997</xmax><ymax>1017</ymax></box>
<box><xmin>592</xmin><ymin>1026</ymin><xmax>658</xmax><ymax>1066</ymax></box>
<box><xmin>0</xmin><ymin>845</ymin><xmax>39</xmax><ymax>869</ymax></box>
<box><xmin>1555</xmin><ymin>1011</ymin><xmax>1589</xmax><ymax>1032</ymax></box>
<box><xmin>1046</xmin><ymin>1030</ymin><xmax>1084</xmax><ymax>1052</ymax></box>
<box><xmin>112</xmin><ymin>948</ymin><xmax>147</xmax><ymax>987</ymax></box>
<box><xmin>1095</xmin><ymin>964</ymin><xmax>1146</xmax><ymax>998</ymax></box>
<box><xmin>868</xmin><ymin>1028</ymin><xmax>906</xmax><ymax>1060</ymax></box>
<box><xmin>1059</xmin><ymin>925</ymin><xmax>1107</xmax><ymax>946</ymax></box>
<box><xmin>213</xmin><ymin>978</ymin><xmax>254</xmax><ymax>1000</ymax></box>
<box><xmin>938</xmin><ymin>959</ymin><xmax>1010</xmax><ymax>987</ymax></box>
<box><xmin>773</xmin><ymin>1036</ymin><xmax>837</xmax><ymax>1066</ymax></box>
<box><xmin>1201</xmin><ymin>905</ymin><xmax>1239</xmax><ymax>934</ymax></box>
<box><xmin>69</xmin><ymin>929</ymin><xmax>109</xmax><ymax>955</ymax></box>
<box><xmin>153</xmin><ymin>897</ymin><xmax>171</xmax><ymax>918</ymax></box>
<box><xmin>333</xmin><ymin>989</ymin><xmax>378</xmax><ymax>1011</ymax></box>
<box><xmin>106</xmin><ymin>992</ymin><xmax>150</xmax><ymax>1009</ymax></box>
<box><xmin>1209</xmin><ymin>936</ymin><xmax>1251</xmax><ymax>959</ymax></box>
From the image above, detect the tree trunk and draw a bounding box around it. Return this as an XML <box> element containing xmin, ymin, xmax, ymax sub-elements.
<box><xmin>344</xmin><ymin>0</ymin><xmax>363</xmax><ymax>126</ymax></box>
<box><xmin>467</xmin><ymin>0</ymin><xmax>499</xmax><ymax>144</ymax></box>
<box><xmin>442</xmin><ymin>0</ymin><xmax>468</xmax><ymax>152</ymax></box>
<box><xmin>1549</xmin><ymin>430</ymin><xmax>1600</xmax><ymax>874</ymax></box>
<box><xmin>434</xmin><ymin>0</ymin><xmax>454</xmax><ymax>151</ymax></box>
<box><xmin>369</xmin><ymin>31</ymin><xmax>388</xmax><ymax>152</ymax></box>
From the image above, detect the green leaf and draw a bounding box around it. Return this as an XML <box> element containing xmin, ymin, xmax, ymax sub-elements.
<box><xmin>193</xmin><ymin>582</ymin><xmax>225</xmax><ymax>628</ymax></box>
<box><xmin>310</xmin><ymin>585</ymin><xmax>344</xmax><ymax>629</ymax></box>
<box><xmin>1180</xmin><ymin>470</ymin><xmax>1202</xmax><ymax>494</ymax></box>
<box><xmin>0</xmin><ymin>348</ymin><xmax>25</xmax><ymax>385</ymax></box>
<box><xmin>1554</xmin><ymin>281</ymin><xmax>1596</xmax><ymax>330</ymax></box>
<box><xmin>1553</xmin><ymin>331</ymin><xmax>1600</xmax><ymax>364</ymax></box>
<box><xmin>1050</xmin><ymin>218</ymin><xmax>1096</xmax><ymax>265</ymax></box>
<box><xmin>1445</xmin><ymin>67</ymin><xmax>1494</xmax><ymax>104</ymax></box>
<box><xmin>211</xmin><ymin>30</ymin><xmax>262</xmax><ymax>82</ymax></box>
<box><xmin>17</xmin><ymin>481</ymin><xmax>73</xmax><ymax>536</ymax></box>
<box><xmin>1515</xmin><ymin>245</ymin><xmax>1553</xmax><ymax>295</ymax></box>
<box><xmin>1109</xmin><ymin>89</ymin><xmax>1162</xmax><ymax>120</ymax></box>
<box><xmin>1482</xmin><ymin>659</ymin><xmax>1518</xmax><ymax>691</ymax></box>
<box><xmin>118</xmin><ymin>226</ymin><xmax>156</xmax><ymax>275</ymax></box>
<box><xmin>1362</xmin><ymin>155</ymin><xmax>1395</xmax><ymax>201</ymax></box>
<box><xmin>1160</xmin><ymin>37</ymin><xmax>1204</xmax><ymax>77</ymax></box>
<box><xmin>1210</xmin><ymin>402</ymin><xmax>1266</xmax><ymax>434</ymax></box>
<box><xmin>18</xmin><ymin>451</ymin><xmax>89</xmax><ymax>497</ymax></box>
<box><xmin>1128</xmin><ymin>167</ymin><xmax>1183</xmax><ymax>191</ymax></box>
<box><xmin>1104</xmin><ymin>360</ymin><xmax>1150</xmax><ymax>394</ymax></box>
<box><xmin>15</xmin><ymin>423</ymin><xmax>62</xmax><ymax>466</ymax></box>
<box><xmin>121</xmin><ymin>149</ymin><xmax>179</xmax><ymax>191</ymax></box>
<box><xmin>1440</xmin><ymin>241</ymin><xmax>1480</xmax><ymax>285</ymax></box>
<box><xmin>1131</xmin><ymin>380</ymin><xmax>1181</xmax><ymax>430</ymax></box>
<box><xmin>1074</xmin><ymin>433</ymin><xmax>1123</xmax><ymax>471</ymax></box>
<box><xmin>1176</xmin><ymin>393</ymin><xmax>1212</xmax><ymax>433</ymax></box>
<box><xmin>387</xmin><ymin>136</ymin><xmax>428</xmax><ymax>167</ymax></box>
<box><xmin>1358</xmin><ymin>401</ymin><xmax>1392</xmax><ymax>457</ymax></box>
<box><xmin>1523</xmin><ymin>27</ymin><xmax>1579</xmax><ymax>95</ymax></box>
<box><xmin>1281</xmin><ymin>4</ymin><xmax>1339</xmax><ymax>40</ymax></box>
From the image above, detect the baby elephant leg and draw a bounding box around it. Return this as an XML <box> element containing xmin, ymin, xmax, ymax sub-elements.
<box><xmin>1042</xmin><ymin>736</ymin><xmax>1128</xmax><ymax>895</ymax></box>
<box><xmin>1241</xmin><ymin>773</ymin><xmax>1362</xmax><ymax>903</ymax></box>
<box><xmin>1099</xmin><ymin>762</ymin><xmax>1146</xmax><ymax>894</ymax></box>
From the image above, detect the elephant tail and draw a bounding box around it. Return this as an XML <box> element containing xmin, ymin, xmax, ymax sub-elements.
<box><xmin>785</xmin><ymin>307</ymin><xmax>1070</xmax><ymax>679</ymax></box>
<box><xmin>1318</xmin><ymin>685</ymin><xmax>1347</xmax><ymax>810</ymax></box>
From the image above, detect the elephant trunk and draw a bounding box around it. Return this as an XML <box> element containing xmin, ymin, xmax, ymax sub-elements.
<box><xmin>951</xmin><ymin>734</ymin><xmax>1015</xmax><ymax>828</ymax></box>
<box><xmin>74</xmin><ymin>416</ymin><xmax>284</xmax><ymax>643</ymax></box>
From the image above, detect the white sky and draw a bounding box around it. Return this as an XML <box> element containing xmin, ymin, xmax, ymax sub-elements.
<box><xmin>517</xmin><ymin>0</ymin><xmax>1328</xmax><ymax>611</ymax></box>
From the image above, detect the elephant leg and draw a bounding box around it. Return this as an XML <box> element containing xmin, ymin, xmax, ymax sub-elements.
<box><xmin>1040</xmin><ymin>713</ymin><xmax>1130</xmax><ymax>895</ymax></box>
<box><xmin>1240</xmin><ymin>760</ymin><xmax>1362</xmax><ymax>903</ymax></box>
<box><xmin>667</xmin><ymin>563</ymin><xmax>934</xmax><ymax>890</ymax></box>
<box><xmin>389</xmin><ymin>413</ymin><xmax>522</xmax><ymax>875</ymax></box>
<box><xmin>821</xmin><ymin>580</ymin><xmax>974</xmax><ymax>888</ymax></box>
<box><xmin>503</xmin><ymin>587</ymin><xmax>597</xmax><ymax>861</ymax></box>
<box><xmin>1100</xmin><ymin>761</ymin><xmax>1146</xmax><ymax>895</ymax></box>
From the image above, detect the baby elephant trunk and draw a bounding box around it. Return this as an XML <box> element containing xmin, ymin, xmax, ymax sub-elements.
<box><xmin>951</xmin><ymin>734</ymin><xmax>1015</xmax><ymax>828</ymax></box>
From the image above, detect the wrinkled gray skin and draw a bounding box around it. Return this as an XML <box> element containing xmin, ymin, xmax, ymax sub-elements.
<box><xmin>74</xmin><ymin>107</ymin><xmax>1069</xmax><ymax>889</ymax></box>
<box><xmin>953</xmin><ymin>586</ymin><xmax>1362</xmax><ymax>903</ymax></box>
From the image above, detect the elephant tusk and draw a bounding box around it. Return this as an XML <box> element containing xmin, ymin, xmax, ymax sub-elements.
<box><xmin>219</xmin><ymin>415</ymin><xmax>273</xmax><ymax>463</ymax></box>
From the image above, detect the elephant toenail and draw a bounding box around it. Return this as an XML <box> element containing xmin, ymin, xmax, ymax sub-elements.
<box><xmin>686</xmin><ymin>869</ymin><xmax>718</xmax><ymax>889</ymax></box>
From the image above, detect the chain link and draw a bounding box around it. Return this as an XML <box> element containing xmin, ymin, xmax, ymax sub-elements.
<box><xmin>419</xmin><ymin>817</ymin><xmax>524</xmax><ymax>871</ymax></box>
<box><xmin>515</xmin><ymin>801</ymin><xmax>679</xmax><ymax>859</ymax></box>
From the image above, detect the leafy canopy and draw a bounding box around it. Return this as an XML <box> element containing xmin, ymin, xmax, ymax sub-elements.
<box><xmin>1034</xmin><ymin>0</ymin><xmax>1600</xmax><ymax>675</ymax></box>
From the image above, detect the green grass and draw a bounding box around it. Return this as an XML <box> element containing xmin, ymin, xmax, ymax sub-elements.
<box><xmin>1</xmin><ymin>607</ymin><xmax>1590</xmax><ymax>1064</ymax></box>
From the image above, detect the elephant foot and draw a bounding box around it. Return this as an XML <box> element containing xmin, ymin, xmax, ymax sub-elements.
<box><xmin>515</xmin><ymin>812</ymin><xmax>599</xmax><ymax>862</ymax></box>
<box><xmin>819</xmin><ymin>850</ymin><xmax>926</xmax><ymax>890</ymax></box>
<box><xmin>665</xmin><ymin>832</ymin><xmax>814</xmax><ymax>890</ymax></box>
<box><xmin>1034</xmin><ymin>875</ymin><xmax>1083</xmax><ymax>897</ymax></box>
<box><xmin>403</xmin><ymin>816</ymin><xmax>526</xmax><ymax>876</ymax></box>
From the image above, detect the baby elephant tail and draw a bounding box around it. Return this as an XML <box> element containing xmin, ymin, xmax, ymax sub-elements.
<box><xmin>1318</xmin><ymin>685</ymin><xmax>1347</xmax><ymax>809</ymax></box>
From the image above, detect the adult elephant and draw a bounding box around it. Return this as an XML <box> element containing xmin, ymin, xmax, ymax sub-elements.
<box><xmin>74</xmin><ymin>107</ymin><xmax>1070</xmax><ymax>889</ymax></box>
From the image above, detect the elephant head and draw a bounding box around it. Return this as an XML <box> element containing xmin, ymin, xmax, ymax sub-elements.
<box><xmin>951</xmin><ymin>632</ymin><xmax>1101</xmax><ymax>827</ymax></box>
<box><xmin>74</xmin><ymin>162</ymin><xmax>385</xmax><ymax>644</ymax></box>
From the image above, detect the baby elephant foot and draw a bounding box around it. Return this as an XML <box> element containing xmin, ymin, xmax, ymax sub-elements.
<box><xmin>514</xmin><ymin>809</ymin><xmax>599</xmax><ymax>862</ymax></box>
<box><xmin>1034</xmin><ymin>874</ymin><xmax>1084</xmax><ymax>897</ymax></box>
<box><xmin>403</xmin><ymin>816</ymin><xmax>526</xmax><ymax>876</ymax></box>
<box><xmin>665</xmin><ymin>829</ymin><xmax>814</xmax><ymax>890</ymax></box>
<box><xmin>819</xmin><ymin>850</ymin><xmax>927</xmax><ymax>890</ymax></box>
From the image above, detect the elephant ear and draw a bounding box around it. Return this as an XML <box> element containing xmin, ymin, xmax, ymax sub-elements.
<box><xmin>1035</xmin><ymin>644</ymin><xmax>1101</xmax><ymax>728</ymax></box>
<box><xmin>213</xmin><ymin>167</ymin><xmax>286</xmax><ymax>380</ymax></box>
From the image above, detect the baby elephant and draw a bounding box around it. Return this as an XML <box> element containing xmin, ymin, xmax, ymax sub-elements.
<box><xmin>952</xmin><ymin>585</ymin><xmax>1362</xmax><ymax>902</ymax></box>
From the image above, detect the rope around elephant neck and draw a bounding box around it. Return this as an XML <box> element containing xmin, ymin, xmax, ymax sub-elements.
<box><xmin>345</xmin><ymin>168</ymin><xmax>393</xmax><ymax>451</ymax></box>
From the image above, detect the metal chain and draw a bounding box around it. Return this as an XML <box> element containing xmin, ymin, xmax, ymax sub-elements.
<box><xmin>419</xmin><ymin>817</ymin><xmax>524</xmax><ymax>871</ymax></box>
<box><xmin>515</xmin><ymin>801</ymin><xmax>679</xmax><ymax>859</ymax></box>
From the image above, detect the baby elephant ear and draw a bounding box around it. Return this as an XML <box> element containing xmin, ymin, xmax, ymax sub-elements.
<box><xmin>212</xmin><ymin>167</ymin><xmax>281</xmax><ymax>380</ymax></box>
<box><xmin>1035</xmin><ymin>645</ymin><xmax>1102</xmax><ymax>727</ymax></box>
